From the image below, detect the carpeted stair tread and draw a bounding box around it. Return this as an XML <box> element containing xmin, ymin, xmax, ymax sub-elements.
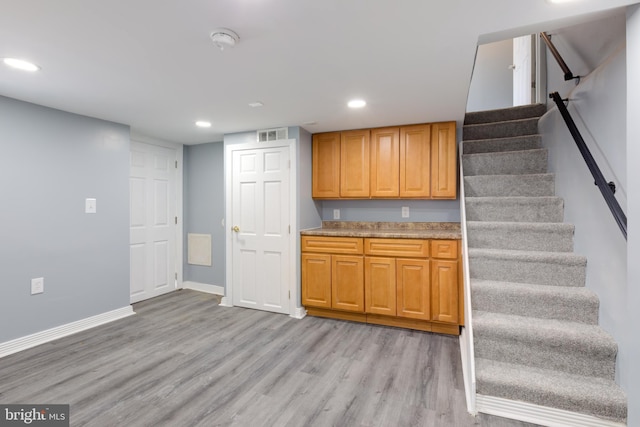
<box><xmin>463</xmin><ymin>174</ymin><xmax>555</xmax><ymax>197</ymax></box>
<box><xmin>471</xmin><ymin>279</ymin><xmax>598</xmax><ymax>324</ymax></box>
<box><xmin>464</xmin><ymin>104</ymin><xmax>547</xmax><ymax>125</ymax></box>
<box><xmin>463</xmin><ymin>117</ymin><xmax>539</xmax><ymax>140</ymax></box>
<box><xmin>462</xmin><ymin>148</ymin><xmax>548</xmax><ymax>176</ymax></box>
<box><xmin>469</xmin><ymin>247</ymin><xmax>586</xmax><ymax>287</ymax></box>
<box><xmin>473</xmin><ymin>311</ymin><xmax>617</xmax><ymax>379</ymax></box>
<box><xmin>475</xmin><ymin>358</ymin><xmax>627</xmax><ymax>423</ymax></box>
<box><xmin>465</xmin><ymin>196</ymin><xmax>564</xmax><ymax>223</ymax></box>
<box><xmin>467</xmin><ymin>221</ymin><xmax>574</xmax><ymax>252</ymax></box>
<box><xmin>462</xmin><ymin>134</ymin><xmax>542</xmax><ymax>154</ymax></box>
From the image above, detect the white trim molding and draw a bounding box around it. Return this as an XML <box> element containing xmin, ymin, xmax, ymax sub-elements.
<box><xmin>219</xmin><ymin>296</ymin><xmax>232</xmax><ymax>307</ymax></box>
<box><xmin>0</xmin><ymin>306</ymin><xmax>135</xmax><ymax>358</ymax></box>
<box><xmin>290</xmin><ymin>307</ymin><xmax>307</xmax><ymax>319</ymax></box>
<box><xmin>183</xmin><ymin>281</ymin><xmax>224</xmax><ymax>296</ymax></box>
<box><xmin>476</xmin><ymin>394</ymin><xmax>627</xmax><ymax>427</ymax></box>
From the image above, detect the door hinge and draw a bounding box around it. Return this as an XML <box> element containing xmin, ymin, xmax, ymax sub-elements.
<box><xmin>175</xmin><ymin>160</ymin><xmax>178</xmax><ymax>168</ymax></box>
<box><xmin>175</xmin><ymin>216</ymin><xmax>178</xmax><ymax>224</ymax></box>
<box><xmin>288</xmin><ymin>225</ymin><xmax>291</xmax><ymax>234</ymax></box>
<box><xmin>288</xmin><ymin>291</ymin><xmax>291</xmax><ymax>299</ymax></box>
<box><xmin>175</xmin><ymin>272</ymin><xmax>178</xmax><ymax>280</ymax></box>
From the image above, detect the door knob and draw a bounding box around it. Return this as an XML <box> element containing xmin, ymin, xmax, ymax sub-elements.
<box><xmin>232</xmin><ymin>226</ymin><xmax>240</xmax><ymax>232</ymax></box>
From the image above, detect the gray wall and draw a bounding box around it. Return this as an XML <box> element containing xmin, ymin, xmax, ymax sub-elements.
<box><xmin>625</xmin><ymin>5</ymin><xmax>640</xmax><ymax>426</ymax></box>
<box><xmin>0</xmin><ymin>96</ymin><xmax>130</xmax><ymax>342</ymax></box>
<box><xmin>467</xmin><ymin>38</ymin><xmax>514</xmax><ymax>112</ymax></box>
<box><xmin>321</xmin><ymin>199</ymin><xmax>460</xmax><ymax>222</ymax></box>
<box><xmin>538</xmin><ymin>10</ymin><xmax>640</xmax><ymax>423</ymax></box>
<box><xmin>183</xmin><ymin>142</ymin><xmax>225</xmax><ymax>287</ymax></box>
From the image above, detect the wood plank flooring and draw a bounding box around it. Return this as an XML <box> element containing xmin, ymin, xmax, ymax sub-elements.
<box><xmin>0</xmin><ymin>290</ymin><xmax>540</xmax><ymax>427</ymax></box>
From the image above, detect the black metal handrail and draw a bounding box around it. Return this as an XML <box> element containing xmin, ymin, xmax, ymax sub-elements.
<box><xmin>550</xmin><ymin>92</ymin><xmax>627</xmax><ymax>240</ymax></box>
<box><xmin>540</xmin><ymin>32</ymin><xmax>577</xmax><ymax>81</ymax></box>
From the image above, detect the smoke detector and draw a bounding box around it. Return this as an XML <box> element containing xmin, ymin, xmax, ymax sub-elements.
<box><xmin>210</xmin><ymin>28</ymin><xmax>239</xmax><ymax>51</ymax></box>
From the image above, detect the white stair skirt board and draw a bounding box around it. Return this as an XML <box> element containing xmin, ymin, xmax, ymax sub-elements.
<box><xmin>476</xmin><ymin>394</ymin><xmax>627</xmax><ymax>427</ymax></box>
<box><xmin>0</xmin><ymin>306</ymin><xmax>135</xmax><ymax>358</ymax></box>
<box><xmin>182</xmin><ymin>281</ymin><xmax>224</xmax><ymax>296</ymax></box>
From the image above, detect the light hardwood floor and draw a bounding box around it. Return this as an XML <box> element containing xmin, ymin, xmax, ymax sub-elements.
<box><xmin>0</xmin><ymin>290</ymin><xmax>540</xmax><ymax>427</ymax></box>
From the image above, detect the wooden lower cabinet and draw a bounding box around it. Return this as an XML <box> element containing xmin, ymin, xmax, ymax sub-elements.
<box><xmin>332</xmin><ymin>255</ymin><xmax>365</xmax><ymax>312</ymax></box>
<box><xmin>364</xmin><ymin>257</ymin><xmax>396</xmax><ymax>316</ymax></box>
<box><xmin>396</xmin><ymin>258</ymin><xmax>430</xmax><ymax>320</ymax></box>
<box><xmin>302</xmin><ymin>236</ymin><xmax>462</xmax><ymax>335</ymax></box>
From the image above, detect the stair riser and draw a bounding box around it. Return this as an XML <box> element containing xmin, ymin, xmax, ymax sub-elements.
<box><xmin>467</xmin><ymin>227</ymin><xmax>574</xmax><ymax>252</ymax></box>
<box><xmin>462</xmin><ymin>135</ymin><xmax>542</xmax><ymax>154</ymax></box>
<box><xmin>463</xmin><ymin>118</ymin><xmax>539</xmax><ymax>140</ymax></box>
<box><xmin>464</xmin><ymin>175</ymin><xmax>555</xmax><ymax>197</ymax></box>
<box><xmin>470</xmin><ymin>256</ymin><xmax>586</xmax><ymax>287</ymax></box>
<box><xmin>465</xmin><ymin>199</ymin><xmax>564</xmax><ymax>223</ymax></box>
<box><xmin>474</xmin><ymin>336</ymin><xmax>615</xmax><ymax>379</ymax></box>
<box><xmin>475</xmin><ymin>378</ymin><xmax>626</xmax><ymax>422</ymax></box>
<box><xmin>471</xmin><ymin>287</ymin><xmax>598</xmax><ymax>324</ymax></box>
<box><xmin>463</xmin><ymin>149</ymin><xmax>548</xmax><ymax>176</ymax></box>
<box><xmin>464</xmin><ymin>104</ymin><xmax>547</xmax><ymax>125</ymax></box>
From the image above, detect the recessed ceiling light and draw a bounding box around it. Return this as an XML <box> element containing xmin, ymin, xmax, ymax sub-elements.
<box><xmin>348</xmin><ymin>99</ymin><xmax>366</xmax><ymax>108</ymax></box>
<box><xmin>195</xmin><ymin>121</ymin><xmax>211</xmax><ymax>128</ymax></box>
<box><xmin>2</xmin><ymin>57</ymin><xmax>40</xmax><ymax>72</ymax></box>
<box><xmin>249</xmin><ymin>101</ymin><xmax>264</xmax><ymax>108</ymax></box>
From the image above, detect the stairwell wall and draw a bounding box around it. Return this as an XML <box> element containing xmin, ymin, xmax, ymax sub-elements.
<box><xmin>538</xmin><ymin>8</ymin><xmax>640</xmax><ymax>423</ymax></box>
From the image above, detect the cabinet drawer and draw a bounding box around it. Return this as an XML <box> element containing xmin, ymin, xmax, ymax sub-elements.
<box><xmin>431</xmin><ymin>240</ymin><xmax>458</xmax><ymax>259</ymax></box>
<box><xmin>301</xmin><ymin>236</ymin><xmax>363</xmax><ymax>254</ymax></box>
<box><xmin>364</xmin><ymin>238</ymin><xmax>429</xmax><ymax>257</ymax></box>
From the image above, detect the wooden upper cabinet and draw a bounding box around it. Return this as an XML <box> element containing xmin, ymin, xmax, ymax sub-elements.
<box><xmin>312</xmin><ymin>132</ymin><xmax>341</xmax><ymax>198</ymax></box>
<box><xmin>370</xmin><ymin>127</ymin><xmax>400</xmax><ymax>198</ymax></box>
<box><xmin>340</xmin><ymin>130</ymin><xmax>370</xmax><ymax>198</ymax></box>
<box><xmin>400</xmin><ymin>124</ymin><xmax>431</xmax><ymax>198</ymax></box>
<box><xmin>431</xmin><ymin>122</ymin><xmax>457</xmax><ymax>199</ymax></box>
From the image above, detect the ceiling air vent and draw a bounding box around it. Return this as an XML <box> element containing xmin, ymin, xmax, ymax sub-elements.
<box><xmin>257</xmin><ymin>127</ymin><xmax>288</xmax><ymax>142</ymax></box>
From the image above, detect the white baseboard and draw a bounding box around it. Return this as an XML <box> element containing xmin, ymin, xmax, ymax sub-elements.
<box><xmin>290</xmin><ymin>307</ymin><xmax>307</xmax><ymax>319</ymax></box>
<box><xmin>182</xmin><ymin>281</ymin><xmax>225</xmax><ymax>296</ymax></box>
<box><xmin>219</xmin><ymin>296</ymin><xmax>232</xmax><ymax>307</ymax></box>
<box><xmin>0</xmin><ymin>306</ymin><xmax>135</xmax><ymax>359</ymax></box>
<box><xmin>476</xmin><ymin>394</ymin><xmax>627</xmax><ymax>427</ymax></box>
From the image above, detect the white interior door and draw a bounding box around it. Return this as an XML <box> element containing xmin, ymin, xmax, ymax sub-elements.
<box><xmin>231</xmin><ymin>145</ymin><xmax>290</xmax><ymax>314</ymax></box>
<box><xmin>513</xmin><ymin>34</ymin><xmax>534</xmax><ymax>106</ymax></box>
<box><xmin>130</xmin><ymin>141</ymin><xmax>178</xmax><ymax>303</ymax></box>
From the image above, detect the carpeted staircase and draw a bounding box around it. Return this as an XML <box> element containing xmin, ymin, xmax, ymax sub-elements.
<box><xmin>462</xmin><ymin>104</ymin><xmax>627</xmax><ymax>424</ymax></box>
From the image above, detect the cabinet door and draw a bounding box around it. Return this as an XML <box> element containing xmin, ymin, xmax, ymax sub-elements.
<box><xmin>301</xmin><ymin>253</ymin><xmax>332</xmax><ymax>308</ymax></box>
<box><xmin>312</xmin><ymin>132</ymin><xmax>341</xmax><ymax>198</ymax></box>
<box><xmin>364</xmin><ymin>257</ymin><xmax>396</xmax><ymax>316</ymax></box>
<box><xmin>431</xmin><ymin>259</ymin><xmax>459</xmax><ymax>324</ymax></box>
<box><xmin>399</xmin><ymin>124</ymin><xmax>431</xmax><ymax>198</ymax></box>
<box><xmin>340</xmin><ymin>130</ymin><xmax>370</xmax><ymax>198</ymax></box>
<box><xmin>396</xmin><ymin>258</ymin><xmax>430</xmax><ymax>320</ymax></box>
<box><xmin>431</xmin><ymin>122</ymin><xmax>457</xmax><ymax>199</ymax></box>
<box><xmin>370</xmin><ymin>127</ymin><xmax>399</xmax><ymax>198</ymax></box>
<box><xmin>332</xmin><ymin>255</ymin><xmax>365</xmax><ymax>312</ymax></box>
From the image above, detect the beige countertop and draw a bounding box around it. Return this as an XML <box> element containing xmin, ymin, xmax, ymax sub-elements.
<box><xmin>300</xmin><ymin>221</ymin><xmax>461</xmax><ymax>239</ymax></box>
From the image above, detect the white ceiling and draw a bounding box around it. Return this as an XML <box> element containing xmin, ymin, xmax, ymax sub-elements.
<box><xmin>0</xmin><ymin>0</ymin><xmax>637</xmax><ymax>144</ymax></box>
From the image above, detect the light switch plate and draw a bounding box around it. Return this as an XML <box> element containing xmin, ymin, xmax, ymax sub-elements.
<box><xmin>85</xmin><ymin>198</ymin><xmax>97</xmax><ymax>214</ymax></box>
<box><xmin>31</xmin><ymin>277</ymin><xmax>44</xmax><ymax>295</ymax></box>
<box><xmin>402</xmin><ymin>206</ymin><xmax>410</xmax><ymax>218</ymax></box>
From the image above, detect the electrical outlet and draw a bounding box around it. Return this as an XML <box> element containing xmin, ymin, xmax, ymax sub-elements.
<box><xmin>402</xmin><ymin>206</ymin><xmax>410</xmax><ymax>218</ymax></box>
<box><xmin>333</xmin><ymin>209</ymin><xmax>340</xmax><ymax>220</ymax></box>
<box><xmin>31</xmin><ymin>277</ymin><xmax>44</xmax><ymax>295</ymax></box>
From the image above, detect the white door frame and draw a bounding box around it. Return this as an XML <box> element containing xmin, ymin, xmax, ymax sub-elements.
<box><xmin>130</xmin><ymin>132</ymin><xmax>184</xmax><ymax>293</ymax></box>
<box><xmin>223</xmin><ymin>139</ymin><xmax>300</xmax><ymax>317</ymax></box>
